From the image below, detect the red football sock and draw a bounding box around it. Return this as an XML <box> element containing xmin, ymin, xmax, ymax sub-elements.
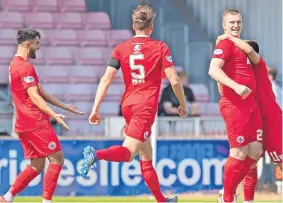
<box><xmin>43</xmin><ymin>163</ymin><xmax>62</xmax><ymax>200</ymax></box>
<box><xmin>140</xmin><ymin>160</ymin><xmax>166</xmax><ymax>203</ymax></box>
<box><xmin>96</xmin><ymin>146</ymin><xmax>131</xmax><ymax>162</ymax></box>
<box><xmin>243</xmin><ymin>167</ymin><xmax>258</xmax><ymax>201</ymax></box>
<box><xmin>10</xmin><ymin>166</ymin><xmax>39</xmax><ymax>196</ymax></box>
<box><xmin>223</xmin><ymin>156</ymin><xmax>255</xmax><ymax>202</ymax></box>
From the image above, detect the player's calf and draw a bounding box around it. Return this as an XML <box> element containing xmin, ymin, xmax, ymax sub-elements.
<box><xmin>43</xmin><ymin>151</ymin><xmax>64</xmax><ymax>202</ymax></box>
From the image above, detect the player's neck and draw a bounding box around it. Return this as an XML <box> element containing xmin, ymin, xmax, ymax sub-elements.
<box><xmin>135</xmin><ymin>31</ymin><xmax>150</xmax><ymax>37</ymax></box>
<box><xmin>15</xmin><ymin>47</ymin><xmax>29</xmax><ymax>61</ymax></box>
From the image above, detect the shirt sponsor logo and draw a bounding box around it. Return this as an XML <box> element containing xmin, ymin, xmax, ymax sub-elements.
<box><xmin>213</xmin><ymin>49</ymin><xmax>223</xmax><ymax>55</ymax></box>
<box><xmin>23</xmin><ymin>76</ymin><xmax>34</xmax><ymax>83</ymax></box>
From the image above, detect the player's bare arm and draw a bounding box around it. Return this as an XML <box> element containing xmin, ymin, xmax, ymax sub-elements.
<box><xmin>164</xmin><ymin>67</ymin><xmax>189</xmax><ymax>117</ymax></box>
<box><xmin>209</xmin><ymin>58</ymin><xmax>251</xmax><ymax>98</ymax></box>
<box><xmin>89</xmin><ymin>66</ymin><xmax>117</xmax><ymax>124</ymax></box>
<box><xmin>27</xmin><ymin>86</ymin><xmax>70</xmax><ymax>131</ymax></box>
<box><xmin>163</xmin><ymin>101</ymin><xmax>179</xmax><ymax>115</ymax></box>
<box><xmin>40</xmin><ymin>85</ymin><xmax>85</xmax><ymax>115</ymax></box>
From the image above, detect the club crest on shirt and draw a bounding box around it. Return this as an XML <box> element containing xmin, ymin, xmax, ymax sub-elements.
<box><xmin>214</xmin><ymin>49</ymin><xmax>223</xmax><ymax>55</ymax></box>
<box><xmin>166</xmin><ymin>55</ymin><xmax>173</xmax><ymax>62</ymax></box>
<box><xmin>134</xmin><ymin>44</ymin><xmax>142</xmax><ymax>53</ymax></box>
<box><xmin>23</xmin><ymin>76</ymin><xmax>34</xmax><ymax>83</ymax></box>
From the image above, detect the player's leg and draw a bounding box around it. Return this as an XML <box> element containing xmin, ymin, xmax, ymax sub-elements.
<box><xmin>42</xmin><ymin>151</ymin><xmax>64</xmax><ymax>203</ymax></box>
<box><xmin>220</xmin><ymin>107</ymin><xmax>257</xmax><ymax>202</ymax></box>
<box><xmin>2</xmin><ymin>132</ymin><xmax>45</xmax><ymax>202</ymax></box>
<box><xmin>242</xmin><ymin>162</ymin><xmax>258</xmax><ymax>203</ymax></box>
<box><xmin>139</xmin><ymin>139</ymin><xmax>178</xmax><ymax>203</ymax></box>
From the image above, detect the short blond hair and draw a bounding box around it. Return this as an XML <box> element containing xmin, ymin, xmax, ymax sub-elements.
<box><xmin>132</xmin><ymin>4</ymin><xmax>156</xmax><ymax>30</ymax></box>
<box><xmin>222</xmin><ymin>9</ymin><xmax>241</xmax><ymax>21</ymax></box>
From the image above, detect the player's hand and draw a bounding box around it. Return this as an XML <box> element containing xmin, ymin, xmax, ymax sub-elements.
<box><xmin>216</xmin><ymin>34</ymin><xmax>231</xmax><ymax>45</ymax></box>
<box><xmin>54</xmin><ymin>114</ymin><xmax>71</xmax><ymax>131</ymax></box>
<box><xmin>178</xmin><ymin>106</ymin><xmax>190</xmax><ymax>118</ymax></box>
<box><xmin>66</xmin><ymin>104</ymin><xmax>85</xmax><ymax>115</ymax></box>
<box><xmin>234</xmin><ymin>84</ymin><xmax>252</xmax><ymax>99</ymax></box>
<box><xmin>89</xmin><ymin>111</ymin><xmax>101</xmax><ymax>125</ymax></box>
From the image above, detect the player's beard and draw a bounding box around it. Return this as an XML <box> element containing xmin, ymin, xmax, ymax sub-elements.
<box><xmin>29</xmin><ymin>48</ymin><xmax>36</xmax><ymax>59</ymax></box>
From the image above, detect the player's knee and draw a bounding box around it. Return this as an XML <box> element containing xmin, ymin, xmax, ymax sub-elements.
<box><xmin>30</xmin><ymin>158</ymin><xmax>46</xmax><ymax>173</ymax></box>
<box><xmin>229</xmin><ymin>146</ymin><xmax>248</xmax><ymax>160</ymax></box>
<box><xmin>248</xmin><ymin>142</ymin><xmax>263</xmax><ymax>160</ymax></box>
<box><xmin>48</xmin><ymin>151</ymin><xmax>64</xmax><ymax>166</ymax></box>
<box><xmin>139</xmin><ymin>150</ymin><xmax>152</xmax><ymax>161</ymax></box>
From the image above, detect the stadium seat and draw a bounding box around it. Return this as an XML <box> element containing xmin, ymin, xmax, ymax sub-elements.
<box><xmin>0</xmin><ymin>29</ymin><xmax>17</xmax><ymax>45</ymax></box>
<box><xmin>37</xmin><ymin>65</ymin><xmax>69</xmax><ymax>83</ymax></box>
<box><xmin>108</xmin><ymin>30</ymin><xmax>133</xmax><ymax>47</ymax></box>
<box><xmin>0</xmin><ymin>46</ymin><xmax>15</xmax><ymax>64</ymax></box>
<box><xmin>100</xmin><ymin>101</ymin><xmax>120</xmax><ymax>116</ymax></box>
<box><xmin>32</xmin><ymin>0</ymin><xmax>58</xmax><ymax>12</ymax></box>
<box><xmin>78</xmin><ymin>30</ymin><xmax>107</xmax><ymax>47</ymax></box>
<box><xmin>105</xmin><ymin>84</ymin><xmax>124</xmax><ymax>101</ymax></box>
<box><xmin>195</xmin><ymin>102</ymin><xmax>207</xmax><ymax>116</ymax></box>
<box><xmin>2</xmin><ymin>0</ymin><xmax>31</xmax><ymax>12</ymax></box>
<box><xmin>49</xmin><ymin>30</ymin><xmax>79</xmax><ymax>46</ymax></box>
<box><xmin>189</xmin><ymin>84</ymin><xmax>210</xmax><ymax>102</ymax></box>
<box><xmin>65</xmin><ymin>84</ymin><xmax>97</xmax><ymax>101</ymax></box>
<box><xmin>74</xmin><ymin>101</ymin><xmax>93</xmax><ymax>113</ymax></box>
<box><xmin>0</xmin><ymin>12</ymin><xmax>24</xmax><ymax>28</ymax></box>
<box><xmin>30</xmin><ymin>48</ymin><xmax>45</xmax><ymax>65</ymax></box>
<box><xmin>25</xmin><ymin>12</ymin><xmax>55</xmax><ymax>28</ymax></box>
<box><xmin>0</xmin><ymin>65</ymin><xmax>8</xmax><ymax>84</ymax></box>
<box><xmin>69</xmin><ymin>66</ymin><xmax>98</xmax><ymax>83</ymax></box>
<box><xmin>206</xmin><ymin>102</ymin><xmax>221</xmax><ymax>116</ymax></box>
<box><xmin>45</xmin><ymin>47</ymin><xmax>73</xmax><ymax>65</ymax></box>
<box><xmin>35</xmin><ymin>29</ymin><xmax>49</xmax><ymax>46</ymax></box>
<box><xmin>64</xmin><ymin>120</ymin><xmax>104</xmax><ymax>136</ymax></box>
<box><xmin>56</xmin><ymin>12</ymin><xmax>83</xmax><ymax>29</ymax></box>
<box><xmin>42</xmin><ymin>83</ymin><xmax>66</xmax><ymax>99</ymax></box>
<box><xmin>75</xmin><ymin>47</ymin><xmax>104</xmax><ymax>65</ymax></box>
<box><xmin>59</xmin><ymin>0</ymin><xmax>86</xmax><ymax>12</ymax></box>
<box><xmin>103</xmin><ymin>48</ymin><xmax>113</xmax><ymax>63</ymax></box>
<box><xmin>83</xmin><ymin>12</ymin><xmax>111</xmax><ymax>29</ymax></box>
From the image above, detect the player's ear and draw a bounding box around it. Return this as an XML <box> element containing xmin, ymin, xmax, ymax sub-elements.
<box><xmin>132</xmin><ymin>24</ymin><xmax>136</xmax><ymax>32</ymax></box>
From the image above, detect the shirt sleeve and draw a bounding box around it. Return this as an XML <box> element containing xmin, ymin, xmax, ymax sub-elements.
<box><xmin>212</xmin><ymin>39</ymin><xmax>234</xmax><ymax>61</ymax></box>
<box><xmin>111</xmin><ymin>44</ymin><xmax>121</xmax><ymax>61</ymax></box>
<box><xmin>161</xmin><ymin>42</ymin><xmax>174</xmax><ymax>71</ymax></box>
<box><xmin>17</xmin><ymin>64</ymin><xmax>38</xmax><ymax>89</ymax></box>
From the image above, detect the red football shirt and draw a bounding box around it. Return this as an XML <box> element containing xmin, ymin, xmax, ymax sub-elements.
<box><xmin>212</xmin><ymin>39</ymin><xmax>257</xmax><ymax>106</ymax></box>
<box><xmin>9</xmin><ymin>56</ymin><xmax>50</xmax><ymax>133</ymax></box>
<box><xmin>253</xmin><ymin>57</ymin><xmax>282</xmax><ymax>117</ymax></box>
<box><xmin>111</xmin><ymin>35</ymin><xmax>174</xmax><ymax>108</ymax></box>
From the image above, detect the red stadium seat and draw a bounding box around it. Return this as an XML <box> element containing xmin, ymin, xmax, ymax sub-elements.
<box><xmin>0</xmin><ymin>46</ymin><xmax>15</xmax><ymax>64</ymax></box>
<box><xmin>108</xmin><ymin>30</ymin><xmax>133</xmax><ymax>47</ymax></box>
<box><xmin>78</xmin><ymin>30</ymin><xmax>107</xmax><ymax>47</ymax></box>
<box><xmin>0</xmin><ymin>12</ymin><xmax>24</xmax><ymax>28</ymax></box>
<box><xmin>0</xmin><ymin>29</ymin><xmax>17</xmax><ymax>45</ymax></box>
<box><xmin>65</xmin><ymin>84</ymin><xmax>97</xmax><ymax>101</ymax></box>
<box><xmin>45</xmin><ymin>47</ymin><xmax>73</xmax><ymax>65</ymax></box>
<box><xmin>35</xmin><ymin>29</ymin><xmax>49</xmax><ymax>45</ymax></box>
<box><xmin>32</xmin><ymin>0</ymin><xmax>58</xmax><ymax>12</ymax></box>
<box><xmin>69</xmin><ymin>66</ymin><xmax>98</xmax><ymax>83</ymax></box>
<box><xmin>49</xmin><ymin>30</ymin><xmax>79</xmax><ymax>46</ymax></box>
<box><xmin>56</xmin><ymin>12</ymin><xmax>83</xmax><ymax>29</ymax></box>
<box><xmin>206</xmin><ymin>102</ymin><xmax>221</xmax><ymax>116</ymax></box>
<box><xmin>104</xmin><ymin>84</ymin><xmax>124</xmax><ymax>102</ymax></box>
<box><xmin>37</xmin><ymin>65</ymin><xmax>69</xmax><ymax>83</ymax></box>
<box><xmin>83</xmin><ymin>12</ymin><xmax>111</xmax><ymax>29</ymax></box>
<box><xmin>59</xmin><ymin>0</ymin><xmax>86</xmax><ymax>12</ymax></box>
<box><xmin>25</xmin><ymin>12</ymin><xmax>55</xmax><ymax>29</ymax></box>
<box><xmin>2</xmin><ymin>0</ymin><xmax>31</xmax><ymax>12</ymax></box>
<box><xmin>75</xmin><ymin>47</ymin><xmax>104</xmax><ymax>65</ymax></box>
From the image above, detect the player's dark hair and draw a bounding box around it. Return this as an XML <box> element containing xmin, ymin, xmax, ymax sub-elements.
<box><xmin>246</xmin><ymin>40</ymin><xmax>260</xmax><ymax>54</ymax></box>
<box><xmin>222</xmin><ymin>8</ymin><xmax>241</xmax><ymax>20</ymax></box>
<box><xmin>16</xmin><ymin>29</ymin><xmax>41</xmax><ymax>45</ymax></box>
<box><xmin>132</xmin><ymin>4</ymin><xmax>156</xmax><ymax>30</ymax></box>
